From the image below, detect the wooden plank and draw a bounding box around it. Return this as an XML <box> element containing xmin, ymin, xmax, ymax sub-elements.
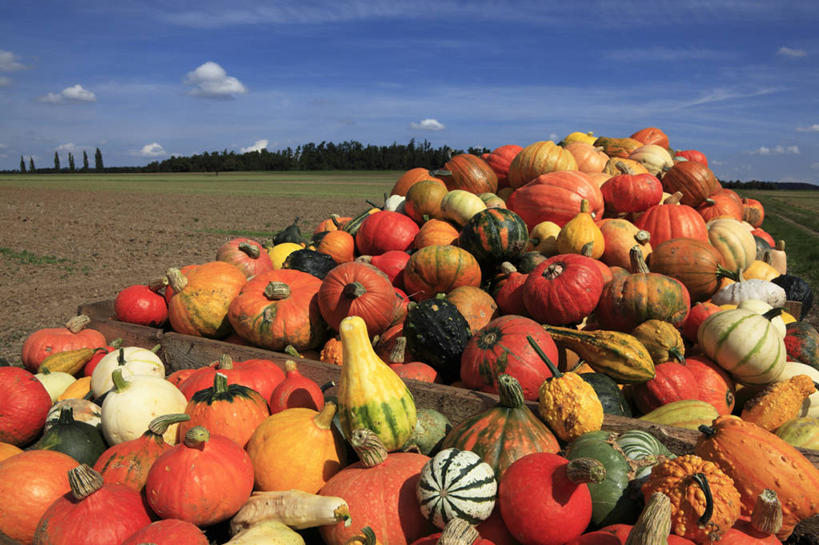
<box><xmin>785</xmin><ymin>300</ymin><xmax>803</xmax><ymax>319</ymax></box>
<box><xmin>77</xmin><ymin>300</ymin><xmax>164</xmax><ymax>350</ymax></box>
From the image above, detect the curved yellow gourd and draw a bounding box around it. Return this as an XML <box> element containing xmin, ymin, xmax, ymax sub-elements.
<box><xmin>336</xmin><ymin>316</ymin><xmax>416</xmax><ymax>451</ymax></box>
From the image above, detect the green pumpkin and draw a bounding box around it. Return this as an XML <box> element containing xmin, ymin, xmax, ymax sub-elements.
<box><xmin>31</xmin><ymin>406</ymin><xmax>107</xmax><ymax>466</ymax></box>
<box><xmin>403</xmin><ymin>408</ymin><xmax>452</xmax><ymax>456</ymax></box>
<box><xmin>283</xmin><ymin>249</ymin><xmax>337</xmax><ymax>279</ymax></box>
<box><xmin>273</xmin><ymin>216</ymin><xmax>304</xmax><ymax>244</ymax></box>
<box><xmin>404</xmin><ymin>295</ymin><xmax>471</xmax><ymax>383</ymax></box>
<box><xmin>458</xmin><ymin>208</ymin><xmax>529</xmax><ymax>266</ymax></box>
<box><xmin>579</xmin><ymin>373</ymin><xmax>633</xmax><ymax>417</ymax></box>
<box><xmin>565</xmin><ymin>430</ymin><xmax>640</xmax><ymax>528</ymax></box>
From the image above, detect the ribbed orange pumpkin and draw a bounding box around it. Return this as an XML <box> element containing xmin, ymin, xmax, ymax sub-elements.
<box><xmin>319</xmin><ymin>429</ymin><xmax>433</xmax><ymax>545</ymax></box>
<box><xmin>413</xmin><ymin>219</ymin><xmax>460</xmax><ymax>249</ymax></box>
<box><xmin>177</xmin><ymin>373</ymin><xmax>269</xmax><ymax>448</ymax></box>
<box><xmin>661</xmin><ymin>162</ymin><xmax>721</xmax><ymax>208</ymax></box>
<box><xmin>598</xmin><ymin>218</ymin><xmax>652</xmax><ymax>270</ymax></box>
<box><xmin>697</xmin><ymin>192</ymin><xmax>744</xmax><ymax>222</ymax></box>
<box><xmin>508</xmin><ymin>141</ymin><xmax>578</xmax><ymax>189</ymax></box>
<box><xmin>404</xmin><ymin>179</ymin><xmax>449</xmax><ymax>223</ymax></box>
<box><xmin>167</xmin><ymin>261</ymin><xmax>246</xmax><ymax>339</ymax></box>
<box><xmin>696</xmin><ymin>416</ymin><xmax>819</xmax><ymax>539</ymax></box>
<box><xmin>316</xmin><ymin>230</ymin><xmax>356</xmax><ymax>263</ymax></box>
<box><xmin>119</xmin><ymin>519</ymin><xmax>209</xmax><ymax>545</ymax></box>
<box><xmin>741</xmin><ymin>198</ymin><xmax>765</xmax><ymax>228</ymax></box>
<box><xmin>506</xmin><ymin>170</ymin><xmax>604</xmax><ymax>229</ymax></box>
<box><xmin>445</xmin><ymin>285</ymin><xmax>498</xmax><ymax>333</ymax></box>
<box><xmin>484</xmin><ymin>144</ymin><xmax>523</xmax><ymax>189</ymax></box>
<box><xmin>683</xmin><ymin>355</ymin><xmax>735</xmax><ymax>416</ymax></box>
<box><xmin>215</xmin><ymin>237</ymin><xmax>274</xmax><ymax>278</ymax></box>
<box><xmin>21</xmin><ymin>315</ymin><xmax>107</xmax><ymax>372</ymax></box>
<box><xmin>634</xmin><ymin>193</ymin><xmax>708</xmax><ymax>248</ymax></box>
<box><xmin>402</xmin><ymin>245</ymin><xmax>482</xmax><ymax>300</ymax></box>
<box><xmin>227</xmin><ymin>269</ymin><xmax>326</xmax><ymax>351</ymax></box>
<box><xmin>631</xmin><ymin>127</ymin><xmax>670</xmax><ymax>149</ymax></box>
<box><xmin>649</xmin><ymin>238</ymin><xmax>739</xmax><ymax>302</ymax></box>
<box><xmin>246</xmin><ymin>402</ymin><xmax>347</xmax><ymax>493</ymax></box>
<box><xmin>318</xmin><ymin>261</ymin><xmax>398</xmax><ymax>336</ymax></box>
<box><xmin>565</xmin><ymin>142</ymin><xmax>608</xmax><ymax>173</ymax></box>
<box><xmin>439</xmin><ymin>153</ymin><xmax>498</xmax><ymax>194</ymax></box>
<box><xmin>0</xmin><ymin>450</ymin><xmax>77</xmax><ymax>544</ymax></box>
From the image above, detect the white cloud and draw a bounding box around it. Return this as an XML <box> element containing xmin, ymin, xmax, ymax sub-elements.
<box><xmin>797</xmin><ymin>124</ymin><xmax>819</xmax><ymax>132</ymax></box>
<box><xmin>56</xmin><ymin>143</ymin><xmax>83</xmax><ymax>153</ymax></box>
<box><xmin>410</xmin><ymin>118</ymin><xmax>445</xmax><ymax>131</ymax></box>
<box><xmin>0</xmin><ymin>76</ymin><xmax>9</xmax><ymax>87</ymax></box>
<box><xmin>751</xmin><ymin>145</ymin><xmax>800</xmax><ymax>155</ymax></box>
<box><xmin>39</xmin><ymin>84</ymin><xmax>96</xmax><ymax>104</ymax></box>
<box><xmin>184</xmin><ymin>62</ymin><xmax>247</xmax><ymax>99</ymax></box>
<box><xmin>777</xmin><ymin>46</ymin><xmax>807</xmax><ymax>57</ymax></box>
<box><xmin>0</xmin><ymin>50</ymin><xmax>26</xmax><ymax>72</ymax></box>
<box><xmin>241</xmin><ymin>139</ymin><xmax>268</xmax><ymax>153</ymax></box>
<box><xmin>137</xmin><ymin>143</ymin><xmax>168</xmax><ymax>157</ymax></box>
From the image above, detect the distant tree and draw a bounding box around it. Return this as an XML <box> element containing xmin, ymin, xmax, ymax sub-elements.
<box><xmin>82</xmin><ymin>150</ymin><xmax>89</xmax><ymax>171</ymax></box>
<box><xmin>29</xmin><ymin>157</ymin><xmax>35</xmax><ymax>172</ymax></box>
<box><xmin>68</xmin><ymin>152</ymin><xmax>75</xmax><ymax>172</ymax></box>
<box><xmin>54</xmin><ymin>151</ymin><xmax>60</xmax><ymax>171</ymax></box>
<box><xmin>94</xmin><ymin>148</ymin><xmax>104</xmax><ymax>171</ymax></box>
<box><xmin>19</xmin><ymin>156</ymin><xmax>26</xmax><ymax>173</ymax></box>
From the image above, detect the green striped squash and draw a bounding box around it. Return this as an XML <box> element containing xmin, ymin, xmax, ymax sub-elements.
<box><xmin>638</xmin><ymin>399</ymin><xmax>719</xmax><ymax>430</ymax></box>
<box><xmin>698</xmin><ymin>308</ymin><xmax>786</xmax><ymax>385</ymax></box>
<box><xmin>614</xmin><ymin>429</ymin><xmax>675</xmax><ymax>478</ymax></box>
<box><xmin>457</xmin><ymin>208</ymin><xmax>529</xmax><ymax>265</ymax></box>
<box><xmin>337</xmin><ymin>316</ymin><xmax>416</xmax><ymax>451</ymax></box>
<box><xmin>776</xmin><ymin>417</ymin><xmax>819</xmax><ymax>450</ymax></box>
<box><xmin>417</xmin><ymin>448</ymin><xmax>497</xmax><ymax>529</ymax></box>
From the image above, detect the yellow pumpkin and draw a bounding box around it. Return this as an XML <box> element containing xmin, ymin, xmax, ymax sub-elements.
<box><xmin>440</xmin><ymin>189</ymin><xmax>487</xmax><ymax>226</ymax></box>
<box><xmin>743</xmin><ymin>260</ymin><xmax>780</xmax><ymax>281</ymax></box>
<box><xmin>563</xmin><ymin>131</ymin><xmax>598</xmax><ymax>146</ymax></box>
<box><xmin>526</xmin><ymin>220</ymin><xmax>561</xmax><ymax>255</ymax></box>
<box><xmin>507</xmin><ymin>141</ymin><xmax>578</xmax><ymax>189</ymax></box>
<box><xmin>268</xmin><ymin>242</ymin><xmax>304</xmax><ymax>270</ymax></box>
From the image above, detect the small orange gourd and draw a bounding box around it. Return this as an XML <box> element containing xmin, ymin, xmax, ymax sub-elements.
<box><xmin>642</xmin><ymin>454</ymin><xmax>741</xmax><ymax>544</ymax></box>
<box><xmin>556</xmin><ymin>199</ymin><xmax>605</xmax><ymax>258</ymax></box>
<box><xmin>740</xmin><ymin>374</ymin><xmax>816</xmax><ymax>432</ymax></box>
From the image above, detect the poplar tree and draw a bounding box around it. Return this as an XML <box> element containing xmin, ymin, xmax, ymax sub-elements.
<box><xmin>68</xmin><ymin>152</ymin><xmax>75</xmax><ymax>172</ymax></box>
<box><xmin>54</xmin><ymin>151</ymin><xmax>60</xmax><ymax>171</ymax></box>
<box><xmin>29</xmin><ymin>157</ymin><xmax>35</xmax><ymax>172</ymax></box>
<box><xmin>82</xmin><ymin>150</ymin><xmax>89</xmax><ymax>171</ymax></box>
<box><xmin>20</xmin><ymin>156</ymin><xmax>26</xmax><ymax>173</ymax></box>
<box><xmin>95</xmin><ymin>148</ymin><xmax>104</xmax><ymax>171</ymax></box>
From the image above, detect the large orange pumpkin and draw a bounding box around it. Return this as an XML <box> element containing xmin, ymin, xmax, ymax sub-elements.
<box><xmin>483</xmin><ymin>144</ymin><xmax>523</xmax><ymax>189</ymax></box>
<box><xmin>508</xmin><ymin>141</ymin><xmax>578</xmax><ymax>189</ymax></box>
<box><xmin>634</xmin><ymin>193</ymin><xmax>708</xmax><ymax>248</ymax></box>
<box><xmin>21</xmin><ymin>315</ymin><xmax>107</xmax><ymax>372</ymax></box>
<box><xmin>506</xmin><ymin>170</ymin><xmax>604</xmax><ymax>229</ymax></box>
<box><xmin>390</xmin><ymin>168</ymin><xmax>445</xmax><ymax>196</ymax></box>
<box><xmin>631</xmin><ymin>127</ymin><xmax>670</xmax><ymax>149</ymax></box>
<box><xmin>0</xmin><ymin>450</ymin><xmax>77</xmax><ymax>544</ymax></box>
<box><xmin>402</xmin><ymin>245</ymin><xmax>482</xmax><ymax>300</ymax></box>
<box><xmin>318</xmin><ymin>261</ymin><xmax>398</xmax><ymax>336</ymax></box>
<box><xmin>661</xmin><ymin>161</ymin><xmax>721</xmax><ymax>208</ymax></box>
<box><xmin>167</xmin><ymin>261</ymin><xmax>246</xmax><ymax>338</ymax></box>
<box><xmin>413</xmin><ymin>219</ymin><xmax>459</xmax><ymax>249</ymax></box>
<box><xmin>439</xmin><ymin>153</ymin><xmax>498</xmax><ymax>194</ymax></box>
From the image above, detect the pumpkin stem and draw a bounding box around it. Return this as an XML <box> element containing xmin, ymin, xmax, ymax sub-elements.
<box><xmin>183</xmin><ymin>425</ymin><xmax>210</xmax><ymax>448</ymax></box>
<box><xmin>150</xmin><ymin>344</ymin><xmax>161</xmax><ymax>354</ymax></box>
<box><xmin>284</xmin><ymin>359</ymin><xmax>299</xmax><ymax>373</ymax></box>
<box><xmin>663</xmin><ymin>192</ymin><xmax>683</xmax><ymax>205</ymax></box>
<box><xmin>264</xmin><ymin>281</ymin><xmax>291</xmax><ymax>301</ymax></box>
<box><xmin>775</xmin><ymin>240</ymin><xmax>785</xmax><ymax>251</ymax></box>
<box><xmin>213</xmin><ymin>372</ymin><xmax>229</xmax><ymax>394</ymax></box>
<box><xmin>698</xmin><ymin>425</ymin><xmax>716</xmax><ymax>437</ymax></box>
<box><xmin>580</xmin><ymin>241</ymin><xmax>595</xmax><ymax>258</ymax></box>
<box><xmin>320</xmin><ymin>380</ymin><xmax>336</xmax><ymax>393</ymax></box>
<box><xmin>284</xmin><ymin>345</ymin><xmax>302</xmax><ymax>359</ymax></box>
<box><xmin>116</xmin><ymin>347</ymin><xmax>126</xmax><ymax>366</ymax></box>
<box><xmin>438</xmin><ymin>518</ymin><xmax>480</xmax><ymax>545</ymax></box>
<box><xmin>342</xmin><ymin>281</ymin><xmax>367</xmax><ymax>299</ymax></box>
<box><xmin>166</xmin><ymin>267</ymin><xmax>188</xmax><ymax>293</ymax></box>
<box><xmin>691</xmin><ymin>472</ymin><xmax>714</xmax><ymax>527</ymax></box>
<box><xmin>111</xmin><ymin>367</ymin><xmax>129</xmax><ymax>393</ymax></box>
<box><xmin>147</xmin><ymin>413</ymin><xmax>191</xmax><ymax>436</ymax></box>
<box><xmin>762</xmin><ymin>308</ymin><xmax>783</xmax><ymax>321</ymax></box>
<box><xmin>238</xmin><ymin>241</ymin><xmax>261</xmax><ymax>259</ymax></box>
<box><xmin>497</xmin><ymin>374</ymin><xmax>525</xmax><ymax>409</ymax></box>
<box><xmin>565</xmin><ymin>457</ymin><xmax>607</xmax><ymax>484</ymax></box>
<box><xmin>499</xmin><ymin>261</ymin><xmax>517</xmax><ymax>275</ymax></box>
<box><xmin>715</xmin><ymin>264</ymin><xmax>741</xmax><ymax>282</ymax></box>
<box><xmin>669</xmin><ymin>347</ymin><xmax>685</xmax><ymax>364</ymax></box>
<box><xmin>350</xmin><ymin>428</ymin><xmax>388</xmax><ymax>468</ymax></box>
<box><xmin>147</xmin><ymin>276</ymin><xmax>168</xmax><ymax>292</ymax></box>
<box><xmin>634</xmin><ymin>230</ymin><xmax>651</xmax><ymax>244</ymax></box>
<box><xmin>579</xmin><ymin>199</ymin><xmax>590</xmax><ymax>214</ymax></box>
<box><xmin>218</xmin><ymin>354</ymin><xmax>234</xmax><ymax>370</ymax></box>
<box><xmin>527</xmin><ymin>335</ymin><xmax>562</xmax><ymax>378</ymax></box>
<box><xmin>314</xmin><ymin>401</ymin><xmax>338</xmax><ymax>430</ymax></box>
<box><xmin>543</xmin><ymin>263</ymin><xmax>564</xmax><ymax>280</ymax></box>
<box><xmin>385</xmin><ymin>337</ymin><xmax>407</xmax><ymax>364</ymax></box>
<box><xmin>750</xmin><ymin>489</ymin><xmax>783</xmax><ymax>535</ymax></box>
<box><xmin>625</xmin><ymin>492</ymin><xmax>672</xmax><ymax>545</ymax></box>
<box><xmin>344</xmin><ymin>527</ymin><xmax>378</xmax><ymax>545</ymax></box>
<box><xmin>65</xmin><ymin>314</ymin><xmax>91</xmax><ymax>333</ymax></box>
<box><xmin>68</xmin><ymin>464</ymin><xmax>105</xmax><ymax>500</ymax></box>
<box><xmin>365</xmin><ymin>199</ymin><xmax>381</xmax><ymax>209</ymax></box>
<box><xmin>57</xmin><ymin>405</ymin><xmax>75</xmax><ymax>425</ymax></box>
<box><xmin>629</xmin><ymin>246</ymin><xmax>650</xmax><ymax>274</ymax></box>
<box><xmin>615</xmin><ymin>160</ymin><xmax>634</xmax><ymax>175</ymax></box>
<box><xmin>330</xmin><ymin>214</ymin><xmax>342</xmax><ymax>228</ymax></box>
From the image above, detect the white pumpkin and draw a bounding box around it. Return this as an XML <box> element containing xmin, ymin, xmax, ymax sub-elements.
<box><xmin>737</xmin><ymin>299</ymin><xmax>786</xmax><ymax>339</ymax></box>
<box><xmin>417</xmin><ymin>447</ymin><xmax>497</xmax><ymax>529</ymax></box>
<box><xmin>91</xmin><ymin>346</ymin><xmax>165</xmax><ymax>398</ymax></box>
<box><xmin>776</xmin><ymin>362</ymin><xmax>819</xmax><ymax>418</ymax></box>
<box><xmin>35</xmin><ymin>370</ymin><xmax>77</xmax><ymax>402</ymax></box>
<box><xmin>100</xmin><ymin>369</ymin><xmax>186</xmax><ymax>445</ymax></box>
<box><xmin>711</xmin><ymin>279</ymin><xmax>786</xmax><ymax>308</ymax></box>
<box><xmin>441</xmin><ymin>190</ymin><xmax>487</xmax><ymax>226</ymax></box>
<box><xmin>628</xmin><ymin>144</ymin><xmax>673</xmax><ymax>176</ymax></box>
<box><xmin>383</xmin><ymin>194</ymin><xmax>406</xmax><ymax>213</ymax></box>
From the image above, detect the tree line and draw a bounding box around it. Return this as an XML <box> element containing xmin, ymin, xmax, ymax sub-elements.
<box><xmin>18</xmin><ymin>148</ymin><xmax>104</xmax><ymax>173</ymax></box>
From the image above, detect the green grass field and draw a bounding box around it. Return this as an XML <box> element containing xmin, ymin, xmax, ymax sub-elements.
<box><xmin>738</xmin><ymin>189</ymin><xmax>819</xmax><ymax>289</ymax></box>
<box><xmin>0</xmin><ymin>170</ymin><xmax>402</xmax><ymax>200</ymax></box>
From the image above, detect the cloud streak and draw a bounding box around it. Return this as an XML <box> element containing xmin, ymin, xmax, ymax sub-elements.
<box><xmin>240</xmin><ymin>139</ymin><xmax>268</xmax><ymax>153</ymax></box>
<box><xmin>750</xmin><ymin>145</ymin><xmax>799</xmax><ymax>155</ymax></box>
<box><xmin>39</xmin><ymin>84</ymin><xmax>97</xmax><ymax>104</ymax></box>
<box><xmin>777</xmin><ymin>46</ymin><xmax>807</xmax><ymax>57</ymax></box>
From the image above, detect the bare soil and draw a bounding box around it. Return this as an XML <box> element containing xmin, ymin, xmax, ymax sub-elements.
<box><xmin>0</xmin><ymin>186</ymin><xmax>364</xmax><ymax>365</ymax></box>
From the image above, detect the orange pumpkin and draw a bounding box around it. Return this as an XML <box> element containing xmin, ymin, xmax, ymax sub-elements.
<box><xmin>246</xmin><ymin>402</ymin><xmax>347</xmax><ymax>493</ymax></box>
<box><xmin>413</xmin><ymin>219</ymin><xmax>459</xmax><ymax>249</ymax></box>
<box><xmin>318</xmin><ymin>261</ymin><xmax>398</xmax><ymax>336</ymax></box>
<box><xmin>402</xmin><ymin>245</ymin><xmax>482</xmax><ymax>300</ymax></box>
<box><xmin>506</xmin><ymin>170</ymin><xmax>604</xmax><ymax>229</ymax></box>
<box><xmin>508</xmin><ymin>141</ymin><xmax>578</xmax><ymax>189</ymax></box>
<box><xmin>631</xmin><ymin>127</ymin><xmax>670</xmax><ymax>149</ymax></box>
<box><xmin>390</xmin><ymin>167</ymin><xmax>445</xmax><ymax>196</ymax></box>
<box><xmin>564</xmin><ymin>142</ymin><xmax>608</xmax><ymax>173</ymax></box>
<box><xmin>404</xmin><ymin>179</ymin><xmax>449</xmax><ymax>223</ymax></box>
<box><xmin>661</xmin><ymin>162</ymin><xmax>722</xmax><ymax>208</ymax></box>
<box><xmin>316</xmin><ymin>230</ymin><xmax>356</xmax><ymax>264</ymax></box>
<box><xmin>21</xmin><ymin>315</ymin><xmax>107</xmax><ymax>372</ymax></box>
<box><xmin>445</xmin><ymin>285</ymin><xmax>498</xmax><ymax>333</ymax></box>
<box><xmin>439</xmin><ymin>153</ymin><xmax>498</xmax><ymax>194</ymax></box>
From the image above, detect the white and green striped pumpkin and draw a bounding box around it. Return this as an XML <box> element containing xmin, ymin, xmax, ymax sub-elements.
<box><xmin>614</xmin><ymin>430</ymin><xmax>676</xmax><ymax>479</ymax></box>
<box><xmin>417</xmin><ymin>448</ymin><xmax>497</xmax><ymax>529</ymax></box>
<box><xmin>776</xmin><ymin>416</ymin><xmax>819</xmax><ymax>450</ymax></box>
<box><xmin>697</xmin><ymin>307</ymin><xmax>785</xmax><ymax>385</ymax></box>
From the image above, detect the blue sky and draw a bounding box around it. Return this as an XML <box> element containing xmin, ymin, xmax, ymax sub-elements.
<box><xmin>1</xmin><ymin>1</ymin><xmax>817</xmax><ymax>183</ymax></box>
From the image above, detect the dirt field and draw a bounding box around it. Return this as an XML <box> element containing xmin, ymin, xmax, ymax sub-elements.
<box><xmin>0</xmin><ymin>185</ymin><xmax>368</xmax><ymax>364</ymax></box>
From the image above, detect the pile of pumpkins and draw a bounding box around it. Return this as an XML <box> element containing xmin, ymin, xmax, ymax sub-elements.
<box><xmin>2</xmin><ymin>126</ymin><xmax>819</xmax><ymax>545</ymax></box>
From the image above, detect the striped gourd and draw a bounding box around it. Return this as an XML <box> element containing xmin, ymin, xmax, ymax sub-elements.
<box><xmin>457</xmin><ymin>208</ymin><xmax>529</xmax><ymax>265</ymax></box>
<box><xmin>336</xmin><ymin>316</ymin><xmax>416</xmax><ymax>451</ymax></box>
<box><xmin>776</xmin><ymin>417</ymin><xmax>819</xmax><ymax>450</ymax></box>
<box><xmin>697</xmin><ymin>308</ymin><xmax>785</xmax><ymax>385</ymax></box>
<box><xmin>417</xmin><ymin>448</ymin><xmax>497</xmax><ymax>529</ymax></box>
<box><xmin>638</xmin><ymin>399</ymin><xmax>719</xmax><ymax>430</ymax></box>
